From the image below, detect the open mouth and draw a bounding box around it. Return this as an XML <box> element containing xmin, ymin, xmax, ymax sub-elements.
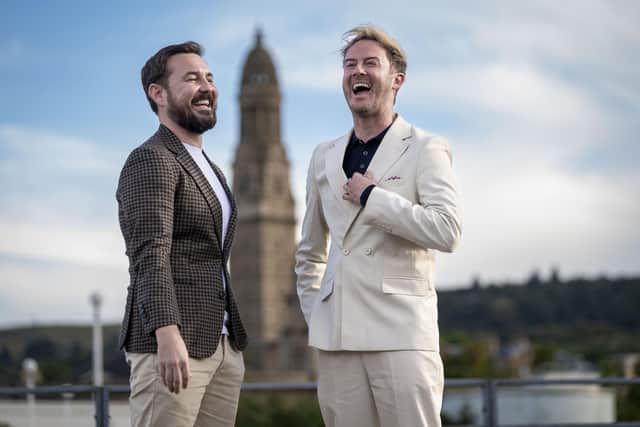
<box><xmin>192</xmin><ymin>100</ymin><xmax>211</xmax><ymax>110</ymax></box>
<box><xmin>192</xmin><ymin>94</ymin><xmax>214</xmax><ymax>111</ymax></box>
<box><xmin>352</xmin><ymin>82</ymin><xmax>371</xmax><ymax>95</ymax></box>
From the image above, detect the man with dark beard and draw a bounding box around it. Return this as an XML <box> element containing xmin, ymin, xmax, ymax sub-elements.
<box><xmin>116</xmin><ymin>41</ymin><xmax>247</xmax><ymax>427</ymax></box>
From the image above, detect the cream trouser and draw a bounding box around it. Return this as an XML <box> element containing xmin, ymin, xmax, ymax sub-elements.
<box><xmin>126</xmin><ymin>335</ymin><xmax>244</xmax><ymax>427</ymax></box>
<box><xmin>317</xmin><ymin>349</ymin><xmax>444</xmax><ymax>427</ymax></box>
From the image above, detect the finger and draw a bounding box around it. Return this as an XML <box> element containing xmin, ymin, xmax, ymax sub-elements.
<box><xmin>165</xmin><ymin>364</ymin><xmax>174</xmax><ymax>392</ymax></box>
<box><xmin>174</xmin><ymin>366</ymin><xmax>182</xmax><ymax>394</ymax></box>
<box><xmin>364</xmin><ymin>171</ymin><xmax>373</xmax><ymax>179</ymax></box>
<box><xmin>159</xmin><ymin>362</ymin><xmax>167</xmax><ymax>388</ymax></box>
<box><xmin>181</xmin><ymin>359</ymin><xmax>191</xmax><ymax>389</ymax></box>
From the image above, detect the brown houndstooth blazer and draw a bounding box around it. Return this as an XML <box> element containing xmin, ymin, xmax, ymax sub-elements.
<box><xmin>116</xmin><ymin>125</ymin><xmax>247</xmax><ymax>358</ymax></box>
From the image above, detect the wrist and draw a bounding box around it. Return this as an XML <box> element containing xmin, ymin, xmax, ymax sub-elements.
<box><xmin>155</xmin><ymin>324</ymin><xmax>179</xmax><ymax>339</ymax></box>
<box><xmin>360</xmin><ymin>184</ymin><xmax>376</xmax><ymax>206</ymax></box>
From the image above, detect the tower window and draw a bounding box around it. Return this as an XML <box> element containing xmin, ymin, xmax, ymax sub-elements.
<box><xmin>251</xmin><ymin>73</ymin><xmax>269</xmax><ymax>85</ymax></box>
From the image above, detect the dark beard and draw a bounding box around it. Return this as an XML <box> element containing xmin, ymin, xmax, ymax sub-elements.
<box><xmin>167</xmin><ymin>91</ymin><xmax>217</xmax><ymax>134</ymax></box>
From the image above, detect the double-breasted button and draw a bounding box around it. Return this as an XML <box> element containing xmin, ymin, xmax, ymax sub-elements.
<box><xmin>364</xmin><ymin>248</ymin><xmax>373</xmax><ymax>256</ymax></box>
<box><xmin>342</xmin><ymin>248</ymin><xmax>350</xmax><ymax>255</ymax></box>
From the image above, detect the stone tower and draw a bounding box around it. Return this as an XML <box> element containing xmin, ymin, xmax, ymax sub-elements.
<box><xmin>231</xmin><ymin>30</ymin><xmax>311</xmax><ymax>380</ymax></box>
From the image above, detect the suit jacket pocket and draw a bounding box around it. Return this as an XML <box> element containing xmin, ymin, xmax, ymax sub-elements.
<box><xmin>382</xmin><ymin>276</ymin><xmax>429</xmax><ymax>296</ymax></box>
<box><xmin>381</xmin><ymin>177</ymin><xmax>405</xmax><ymax>187</ymax></box>
<box><xmin>319</xmin><ymin>279</ymin><xmax>334</xmax><ymax>301</ymax></box>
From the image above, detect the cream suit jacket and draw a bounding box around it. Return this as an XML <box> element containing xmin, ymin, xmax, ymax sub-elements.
<box><xmin>295</xmin><ymin>115</ymin><xmax>462</xmax><ymax>351</ymax></box>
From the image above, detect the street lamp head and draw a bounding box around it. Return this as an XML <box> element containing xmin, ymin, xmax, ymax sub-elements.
<box><xmin>89</xmin><ymin>291</ymin><xmax>103</xmax><ymax>307</ymax></box>
<box><xmin>22</xmin><ymin>358</ymin><xmax>39</xmax><ymax>387</ymax></box>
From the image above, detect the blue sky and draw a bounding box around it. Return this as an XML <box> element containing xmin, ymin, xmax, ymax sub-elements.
<box><xmin>1</xmin><ymin>1</ymin><xmax>639</xmax><ymax>327</ymax></box>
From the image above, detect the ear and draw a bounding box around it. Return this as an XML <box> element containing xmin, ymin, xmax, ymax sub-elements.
<box><xmin>148</xmin><ymin>83</ymin><xmax>167</xmax><ymax>110</ymax></box>
<box><xmin>392</xmin><ymin>72</ymin><xmax>405</xmax><ymax>91</ymax></box>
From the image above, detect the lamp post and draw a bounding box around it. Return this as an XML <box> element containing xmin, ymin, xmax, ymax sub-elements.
<box><xmin>22</xmin><ymin>358</ymin><xmax>38</xmax><ymax>427</ymax></box>
<box><xmin>89</xmin><ymin>291</ymin><xmax>104</xmax><ymax>386</ymax></box>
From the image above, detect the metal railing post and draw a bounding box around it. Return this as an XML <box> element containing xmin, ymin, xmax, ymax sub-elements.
<box><xmin>94</xmin><ymin>386</ymin><xmax>110</xmax><ymax>427</ymax></box>
<box><xmin>484</xmin><ymin>379</ymin><xmax>497</xmax><ymax>427</ymax></box>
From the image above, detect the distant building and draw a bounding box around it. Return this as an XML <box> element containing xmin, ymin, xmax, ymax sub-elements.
<box><xmin>620</xmin><ymin>353</ymin><xmax>639</xmax><ymax>378</ymax></box>
<box><xmin>231</xmin><ymin>30</ymin><xmax>312</xmax><ymax>381</ymax></box>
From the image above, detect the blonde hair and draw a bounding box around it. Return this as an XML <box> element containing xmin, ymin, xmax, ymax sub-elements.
<box><xmin>341</xmin><ymin>25</ymin><xmax>407</xmax><ymax>74</ymax></box>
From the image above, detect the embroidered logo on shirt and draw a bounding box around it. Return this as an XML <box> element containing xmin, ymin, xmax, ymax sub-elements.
<box><xmin>385</xmin><ymin>176</ymin><xmax>402</xmax><ymax>181</ymax></box>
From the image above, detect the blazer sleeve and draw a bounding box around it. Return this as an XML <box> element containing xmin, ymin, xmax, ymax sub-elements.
<box><xmin>361</xmin><ymin>136</ymin><xmax>462</xmax><ymax>252</ymax></box>
<box><xmin>117</xmin><ymin>147</ymin><xmax>182</xmax><ymax>336</ymax></box>
<box><xmin>295</xmin><ymin>146</ymin><xmax>329</xmax><ymax>324</ymax></box>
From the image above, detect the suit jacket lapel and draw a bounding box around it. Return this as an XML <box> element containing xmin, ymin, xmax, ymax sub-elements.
<box><xmin>325</xmin><ymin>132</ymin><xmax>350</xmax><ymax>200</ymax></box>
<box><xmin>158</xmin><ymin>126</ymin><xmax>224</xmax><ymax>250</ymax></box>
<box><xmin>324</xmin><ymin>132</ymin><xmax>362</xmax><ymax>236</ymax></box>
<box><xmin>366</xmin><ymin>115</ymin><xmax>413</xmax><ymax>184</ymax></box>
<box><xmin>203</xmin><ymin>152</ymin><xmax>237</xmax><ymax>261</ymax></box>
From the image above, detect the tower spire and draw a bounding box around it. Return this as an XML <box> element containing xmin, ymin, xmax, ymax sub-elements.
<box><xmin>255</xmin><ymin>26</ymin><xmax>263</xmax><ymax>47</ymax></box>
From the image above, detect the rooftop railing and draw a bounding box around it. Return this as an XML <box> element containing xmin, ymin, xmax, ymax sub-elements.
<box><xmin>1</xmin><ymin>377</ymin><xmax>639</xmax><ymax>427</ymax></box>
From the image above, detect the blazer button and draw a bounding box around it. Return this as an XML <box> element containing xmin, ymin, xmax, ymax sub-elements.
<box><xmin>342</xmin><ymin>248</ymin><xmax>350</xmax><ymax>255</ymax></box>
<box><xmin>364</xmin><ymin>248</ymin><xmax>372</xmax><ymax>256</ymax></box>
<box><xmin>218</xmin><ymin>291</ymin><xmax>225</xmax><ymax>300</ymax></box>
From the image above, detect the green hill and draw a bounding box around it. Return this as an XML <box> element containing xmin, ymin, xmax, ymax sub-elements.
<box><xmin>438</xmin><ymin>276</ymin><xmax>640</xmax><ymax>358</ymax></box>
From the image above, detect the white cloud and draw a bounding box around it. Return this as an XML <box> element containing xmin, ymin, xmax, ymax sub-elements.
<box><xmin>277</xmin><ymin>34</ymin><xmax>342</xmax><ymax>91</ymax></box>
<box><xmin>0</xmin><ymin>221</ymin><xmax>125</xmax><ymax>269</ymax></box>
<box><xmin>0</xmin><ymin>125</ymin><xmax>127</xmax><ymax>266</ymax></box>
<box><xmin>403</xmin><ymin>63</ymin><xmax>603</xmax><ymax>131</ymax></box>
<box><xmin>206</xmin><ymin>16</ymin><xmax>268</xmax><ymax>51</ymax></box>
<box><xmin>0</xmin><ymin>259</ymin><xmax>127</xmax><ymax>327</ymax></box>
<box><xmin>283</xmin><ymin>64</ymin><xmax>341</xmax><ymax>92</ymax></box>
<box><xmin>435</xmin><ymin>141</ymin><xmax>640</xmax><ymax>286</ymax></box>
<box><xmin>0</xmin><ymin>125</ymin><xmax>124</xmax><ymax>177</ymax></box>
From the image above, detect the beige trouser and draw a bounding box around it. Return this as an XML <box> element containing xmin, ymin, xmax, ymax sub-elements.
<box><xmin>317</xmin><ymin>350</ymin><xmax>444</xmax><ymax>427</ymax></box>
<box><xmin>126</xmin><ymin>335</ymin><xmax>244</xmax><ymax>427</ymax></box>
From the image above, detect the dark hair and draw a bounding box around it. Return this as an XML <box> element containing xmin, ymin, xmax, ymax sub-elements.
<box><xmin>141</xmin><ymin>41</ymin><xmax>203</xmax><ymax>113</ymax></box>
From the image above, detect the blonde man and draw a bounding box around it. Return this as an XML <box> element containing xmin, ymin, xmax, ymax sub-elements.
<box><xmin>296</xmin><ymin>26</ymin><xmax>462</xmax><ymax>427</ymax></box>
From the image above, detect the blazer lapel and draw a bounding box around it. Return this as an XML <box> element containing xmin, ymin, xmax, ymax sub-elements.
<box><xmin>158</xmin><ymin>126</ymin><xmax>224</xmax><ymax>250</ymax></box>
<box><xmin>324</xmin><ymin>132</ymin><xmax>363</xmax><ymax>237</ymax></box>
<box><xmin>325</xmin><ymin>132</ymin><xmax>350</xmax><ymax>201</ymax></box>
<box><xmin>204</xmin><ymin>152</ymin><xmax>237</xmax><ymax>261</ymax></box>
<box><xmin>366</xmin><ymin>115</ymin><xmax>413</xmax><ymax>184</ymax></box>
